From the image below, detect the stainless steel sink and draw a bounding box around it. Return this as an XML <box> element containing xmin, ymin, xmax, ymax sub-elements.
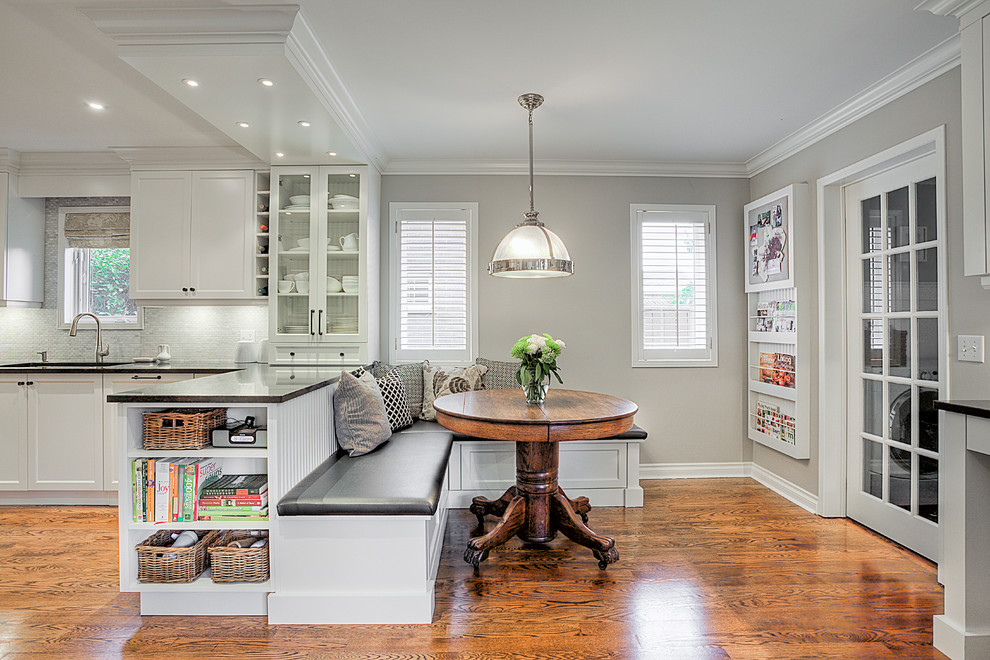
<box><xmin>1</xmin><ymin>361</ymin><xmax>133</xmax><ymax>368</ymax></box>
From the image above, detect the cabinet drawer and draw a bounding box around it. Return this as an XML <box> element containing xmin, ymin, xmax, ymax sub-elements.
<box><xmin>273</xmin><ymin>344</ymin><xmax>361</xmax><ymax>365</ymax></box>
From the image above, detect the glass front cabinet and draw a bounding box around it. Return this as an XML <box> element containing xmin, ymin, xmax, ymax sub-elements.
<box><xmin>268</xmin><ymin>165</ymin><xmax>380</xmax><ymax>365</ymax></box>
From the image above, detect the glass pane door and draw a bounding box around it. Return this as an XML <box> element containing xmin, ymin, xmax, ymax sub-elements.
<box><xmin>275</xmin><ymin>172</ymin><xmax>315</xmax><ymax>338</ymax></box>
<box><xmin>845</xmin><ymin>160</ymin><xmax>941</xmax><ymax>560</ymax></box>
<box><xmin>324</xmin><ymin>171</ymin><xmax>361</xmax><ymax>337</ymax></box>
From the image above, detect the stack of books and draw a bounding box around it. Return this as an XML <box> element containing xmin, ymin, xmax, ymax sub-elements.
<box><xmin>131</xmin><ymin>458</ymin><xmax>222</xmax><ymax>523</ymax></box>
<box><xmin>197</xmin><ymin>475</ymin><xmax>269</xmax><ymax>521</ymax></box>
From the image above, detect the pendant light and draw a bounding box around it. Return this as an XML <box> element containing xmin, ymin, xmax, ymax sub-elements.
<box><xmin>488</xmin><ymin>93</ymin><xmax>574</xmax><ymax>278</ymax></box>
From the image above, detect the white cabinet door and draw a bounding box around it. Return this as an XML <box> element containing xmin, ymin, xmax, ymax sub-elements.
<box><xmin>189</xmin><ymin>171</ymin><xmax>254</xmax><ymax>299</ymax></box>
<box><xmin>27</xmin><ymin>375</ymin><xmax>103</xmax><ymax>491</ymax></box>
<box><xmin>0</xmin><ymin>374</ymin><xmax>27</xmax><ymax>490</ymax></box>
<box><xmin>130</xmin><ymin>171</ymin><xmax>192</xmax><ymax>299</ymax></box>
<box><xmin>102</xmin><ymin>372</ymin><xmax>195</xmax><ymax>490</ymax></box>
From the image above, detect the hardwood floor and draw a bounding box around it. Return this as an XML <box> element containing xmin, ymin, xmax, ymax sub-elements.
<box><xmin>0</xmin><ymin>479</ymin><xmax>945</xmax><ymax>659</ymax></box>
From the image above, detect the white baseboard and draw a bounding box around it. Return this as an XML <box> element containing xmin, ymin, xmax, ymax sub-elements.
<box><xmin>639</xmin><ymin>462</ymin><xmax>749</xmax><ymax>479</ymax></box>
<box><xmin>640</xmin><ymin>461</ymin><xmax>818</xmax><ymax>514</ymax></box>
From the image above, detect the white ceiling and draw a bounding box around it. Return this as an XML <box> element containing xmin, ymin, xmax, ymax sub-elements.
<box><xmin>0</xmin><ymin>0</ymin><xmax>961</xmax><ymax>171</ymax></box>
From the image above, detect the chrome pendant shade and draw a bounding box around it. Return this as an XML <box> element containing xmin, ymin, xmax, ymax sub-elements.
<box><xmin>488</xmin><ymin>93</ymin><xmax>574</xmax><ymax>278</ymax></box>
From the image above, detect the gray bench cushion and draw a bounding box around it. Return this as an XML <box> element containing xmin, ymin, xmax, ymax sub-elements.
<box><xmin>277</xmin><ymin>431</ymin><xmax>454</xmax><ymax>516</ymax></box>
<box><xmin>400</xmin><ymin>419</ymin><xmax>648</xmax><ymax>441</ymax></box>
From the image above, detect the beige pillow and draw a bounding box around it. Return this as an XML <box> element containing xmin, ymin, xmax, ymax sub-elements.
<box><xmin>333</xmin><ymin>370</ymin><xmax>391</xmax><ymax>456</ymax></box>
<box><xmin>420</xmin><ymin>363</ymin><xmax>487</xmax><ymax>421</ymax></box>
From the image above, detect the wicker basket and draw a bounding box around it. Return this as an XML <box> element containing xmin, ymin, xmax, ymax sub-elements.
<box><xmin>207</xmin><ymin>530</ymin><xmax>270</xmax><ymax>583</ymax></box>
<box><xmin>142</xmin><ymin>408</ymin><xmax>227</xmax><ymax>450</ymax></box>
<box><xmin>136</xmin><ymin>529</ymin><xmax>219</xmax><ymax>583</ymax></box>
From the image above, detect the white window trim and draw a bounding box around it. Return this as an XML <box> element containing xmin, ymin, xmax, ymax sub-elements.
<box><xmin>57</xmin><ymin>205</ymin><xmax>143</xmax><ymax>330</ymax></box>
<box><xmin>388</xmin><ymin>202</ymin><xmax>478</xmax><ymax>363</ymax></box>
<box><xmin>630</xmin><ymin>203</ymin><xmax>718</xmax><ymax>368</ymax></box>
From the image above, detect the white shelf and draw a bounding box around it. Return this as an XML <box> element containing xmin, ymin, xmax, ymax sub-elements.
<box><xmin>327</xmin><ymin>251</ymin><xmax>359</xmax><ymax>256</ymax></box>
<box><xmin>748</xmin><ymin>379</ymin><xmax>797</xmax><ymax>401</ymax></box>
<box><xmin>129</xmin><ymin>571</ymin><xmax>271</xmax><ymax>593</ymax></box>
<box><xmin>326</xmin><ymin>293</ymin><xmax>358</xmax><ymax>297</ymax></box>
<box><xmin>129</xmin><ymin>520</ymin><xmax>269</xmax><ymax>531</ymax></box>
<box><xmin>748</xmin><ymin>427</ymin><xmax>804</xmax><ymax>459</ymax></box>
<box><xmin>128</xmin><ymin>448</ymin><xmax>268</xmax><ymax>459</ymax></box>
<box><xmin>748</xmin><ymin>331</ymin><xmax>797</xmax><ymax>343</ymax></box>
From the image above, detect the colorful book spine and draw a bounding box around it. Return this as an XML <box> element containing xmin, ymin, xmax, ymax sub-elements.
<box><xmin>182</xmin><ymin>461</ymin><xmax>198</xmax><ymax>523</ymax></box>
<box><xmin>198</xmin><ymin>504</ymin><xmax>268</xmax><ymax>512</ymax></box>
<box><xmin>131</xmin><ymin>460</ymin><xmax>141</xmax><ymax>522</ymax></box>
<box><xmin>145</xmin><ymin>459</ymin><xmax>155</xmax><ymax>523</ymax></box>
<box><xmin>154</xmin><ymin>459</ymin><xmax>171</xmax><ymax>523</ymax></box>
<box><xmin>200</xmin><ymin>474</ymin><xmax>268</xmax><ymax>497</ymax></box>
<box><xmin>169</xmin><ymin>462</ymin><xmax>179</xmax><ymax>523</ymax></box>
<box><xmin>198</xmin><ymin>496</ymin><xmax>268</xmax><ymax>507</ymax></box>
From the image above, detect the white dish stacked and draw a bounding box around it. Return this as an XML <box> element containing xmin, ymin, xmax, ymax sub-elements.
<box><xmin>329</xmin><ymin>194</ymin><xmax>359</xmax><ymax>210</ymax></box>
<box><xmin>284</xmin><ymin>196</ymin><xmax>310</xmax><ymax>212</ymax></box>
<box><xmin>331</xmin><ymin>316</ymin><xmax>358</xmax><ymax>333</ymax></box>
<box><xmin>341</xmin><ymin>275</ymin><xmax>359</xmax><ymax>293</ymax></box>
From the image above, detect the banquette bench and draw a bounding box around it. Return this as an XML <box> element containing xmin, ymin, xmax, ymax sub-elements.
<box><xmin>270</xmin><ymin>364</ymin><xmax>647</xmax><ymax>625</ymax></box>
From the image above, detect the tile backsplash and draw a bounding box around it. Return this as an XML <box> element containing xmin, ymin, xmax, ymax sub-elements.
<box><xmin>0</xmin><ymin>197</ymin><xmax>268</xmax><ymax>363</ymax></box>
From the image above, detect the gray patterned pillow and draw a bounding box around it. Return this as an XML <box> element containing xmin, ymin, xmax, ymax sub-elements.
<box><xmin>372</xmin><ymin>361</ymin><xmax>424</xmax><ymax>419</ymax></box>
<box><xmin>377</xmin><ymin>368</ymin><xmax>413</xmax><ymax>431</ymax></box>
<box><xmin>476</xmin><ymin>357</ymin><xmax>518</xmax><ymax>389</ymax></box>
<box><xmin>333</xmin><ymin>370</ymin><xmax>391</xmax><ymax>456</ymax></box>
<box><xmin>421</xmin><ymin>363</ymin><xmax>487</xmax><ymax>421</ymax></box>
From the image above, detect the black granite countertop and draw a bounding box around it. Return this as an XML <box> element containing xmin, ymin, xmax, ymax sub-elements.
<box><xmin>0</xmin><ymin>359</ymin><xmax>241</xmax><ymax>374</ymax></box>
<box><xmin>105</xmin><ymin>363</ymin><xmax>344</xmax><ymax>404</ymax></box>
<box><xmin>935</xmin><ymin>400</ymin><xmax>990</xmax><ymax>420</ymax></box>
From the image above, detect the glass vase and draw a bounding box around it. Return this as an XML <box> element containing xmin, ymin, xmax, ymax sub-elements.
<box><xmin>520</xmin><ymin>368</ymin><xmax>550</xmax><ymax>404</ymax></box>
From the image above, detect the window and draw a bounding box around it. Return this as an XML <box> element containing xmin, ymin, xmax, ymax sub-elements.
<box><xmin>58</xmin><ymin>206</ymin><xmax>141</xmax><ymax>328</ymax></box>
<box><xmin>389</xmin><ymin>203</ymin><xmax>478</xmax><ymax>362</ymax></box>
<box><xmin>631</xmin><ymin>204</ymin><xmax>717</xmax><ymax>367</ymax></box>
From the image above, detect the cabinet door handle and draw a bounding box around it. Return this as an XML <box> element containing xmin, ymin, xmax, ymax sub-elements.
<box><xmin>17</xmin><ymin>381</ymin><xmax>24</xmax><ymax>386</ymax></box>
<box><xmin>318</xmin><ymin>310</ymin><xmax>324</xmax><ymax>336</ymax></box>
<box><xmin>310</xmin><ymin>309</ymin><xmax>315</xmax><ymax>336</ymax></box>
<box><xmin>131</xmin><ymin>375</ymin><xmax>162</xmax><ymax>380</ymax></box>
<box><xmin>25</xmin><ymin>381</ymin><xmax>33</xmax><ymax>386</ymax></box>
<box><xmin>182</xmin><ymin>287</ymin><xmax>188</xmax><ymax>292</ymax></box>
<box><xmin>189</xmin><ymin>287</ymin><xmax>196</xmax><ymax>293</ymax></box>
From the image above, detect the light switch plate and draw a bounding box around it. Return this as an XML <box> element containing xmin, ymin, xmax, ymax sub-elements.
<box><xmin>958</xmin><ymin>335</ymin><xmax>985</xmax><ymax>363</ymax></box>
<box><xmin>239</xmin><ymin>330</ymin><xmax>255</xmax><ymax>342</ymax></box>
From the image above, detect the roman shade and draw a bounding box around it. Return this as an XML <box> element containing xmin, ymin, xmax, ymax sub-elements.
<box><xmin>64</xmin><ymin>211</ymin><xmax>130</xmax><ymax>248</ymax></box>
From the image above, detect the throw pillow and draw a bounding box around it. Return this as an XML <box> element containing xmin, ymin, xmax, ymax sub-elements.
<box><xmin>421</xmin><ymin>362</ymin><xmax>487</xmax><ymax>421</ymax></box>
<box><xmin>372</xmin><ymin>360</ymin><xmax>424</xmax><ymax>419</ymax></box>
<box><xmin>476</xmin><ymin>357</ymin><xmax>518</xmax><ymax>390</ymax></box>
<box><xmin>377</xmin><ymin>368</ymin><xmax>414</xmax><ymax>431</ymax></box>
<box><xmin>333</xmin><ymin>370</ymin><xmax>391</xmax><ymax>456</ymax></box>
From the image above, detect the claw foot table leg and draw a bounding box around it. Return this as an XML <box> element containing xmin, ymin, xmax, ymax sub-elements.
<box><xmin>550</xmin><ymin>491</ymin><xmax>618</xmax><ymax>570</ymax></box>
<box><xmin>469</xmin><ymin>486</ymin><xmax>517</xmax><ymax>529</ymax></box>
<box><xmin>463</xmin><ymin>495</ymin><xmax>526</xmax><ymax>567</ymax></box>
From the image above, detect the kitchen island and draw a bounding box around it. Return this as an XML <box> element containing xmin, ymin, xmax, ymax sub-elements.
<box><xmin>107</xmin><ymin>364</ymin><xmax>342</xmax><ymax>616</ymax></box>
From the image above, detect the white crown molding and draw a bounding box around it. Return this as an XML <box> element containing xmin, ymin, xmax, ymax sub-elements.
<box><xmin>18</xmin><ymin>151</ymin><xmax>128</xmax><ymax>176</ymax></box>
<box><xmin>916</xmin><ymin>0</ymin><xmax>988</xmax><ymax>18</ymax></box>
<box><xmin>112</xmin><ymin>146</ymin><xmax>265</xmax><ymax>170</ymax></box>
<box><xmin>285</xmin><ymin>14</ymin><xmax>388</xmax><ymax>174</ymax></box>
<box><xmin>80</xmin><ymin>5</ymin><xmax>297</xmax><ymax>47</ymax></box>
<box><xmin>0</xmin><ymin>148</ymin><xmax>21</xmax><ymax>175</ymax></box>
<box><xmin>747</xmin><ymin>34</ymin><xmax>960</xmax><ymax>176</ymax></box>
<box><xmin>383</xmin><ymin>158</ymin><xmax>749</xmax><ymax>178</ymax></box>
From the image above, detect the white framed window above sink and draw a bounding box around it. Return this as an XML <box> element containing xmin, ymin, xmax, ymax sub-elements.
<box><xmin>57</xmin><ymin>205</ymin><xmax>143</xmax><ymax>330</ymax></box>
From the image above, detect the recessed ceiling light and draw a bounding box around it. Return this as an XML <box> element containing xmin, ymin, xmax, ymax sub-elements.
<box><xmin>327</xmin><ymin>151</ymin><xmax>337</xmax><ymax>157</ymax></box>
<box><xmin>274</xmin><ymin>152</ymin><xmax>285</xmax><ymax>158</ymax></box>
<box><xmin>182</xmin><ymin>78</ymin><xmax>200</xmax><ymax>87</ymax></box>
<box><xmin>258</xmin><ymin>78</ymin><xmax>275</xmax><ymax>87</ymax></box>
<box><xmin>86</xmin><ymin>101</ymin><xmax>105</xmax><ymax>111</ymax></box>
<box><xmin>236</xmin><ymin>121</ymin><xmax>250</xmax><ymax>128</ymax></box>
<box><xmin>297</xmin><ymin>120</ymin><xmax>311</xmax><ymax>127</ymax></box>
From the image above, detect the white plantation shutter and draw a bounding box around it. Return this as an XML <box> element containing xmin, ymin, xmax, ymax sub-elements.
<box><xmin>390</xmin><ymin>204</ymin><xmax>478</xmax><ymax>362</ymax></box>
<box><xmin>631</xmin><ymin>204</ymin><xmax>717</xmax><ymax>366</ymax></box>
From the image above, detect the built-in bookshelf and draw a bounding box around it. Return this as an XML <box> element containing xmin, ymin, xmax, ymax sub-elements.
<box><xmin>744</xmin><ymin>183</ymin><xmax>810</xmax><ymax>459</ymax></box>
<box><xmin>117</xmin><ymin>404</ymin><xmax>271</xmax><ymax>613</ymax></box>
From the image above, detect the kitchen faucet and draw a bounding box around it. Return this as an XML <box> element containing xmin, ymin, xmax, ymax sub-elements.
<box><xmin>69</xmin><ymin>313</ymin><xmax>110</xmax><ymax>363</ymax></box>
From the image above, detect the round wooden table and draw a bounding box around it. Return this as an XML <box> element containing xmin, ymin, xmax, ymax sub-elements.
<box><xmin>433</xmin><ymin>388</ymin><xmax>638</xmax><ymax>569</ymax></box>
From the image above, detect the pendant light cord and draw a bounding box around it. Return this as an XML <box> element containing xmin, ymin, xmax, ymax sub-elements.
<box><xmin>528</xmin><ymin>106</ymin><xmax>535</xmax><ymax>215</ymax></box>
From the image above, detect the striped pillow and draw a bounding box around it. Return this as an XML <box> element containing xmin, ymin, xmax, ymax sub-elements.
<box><xmin>333</xmin><ymin>370</ymin><xmax>391</xmax><ymax>456</ymax></box>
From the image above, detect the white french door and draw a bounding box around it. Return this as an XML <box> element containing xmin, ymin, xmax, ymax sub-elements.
<box><xmin>844</xmin><ymin>155</ymin><xmax>943</xmax><ymax>560</ymax></box>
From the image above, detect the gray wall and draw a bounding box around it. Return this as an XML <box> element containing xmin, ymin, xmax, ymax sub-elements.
<box><xmin>382</xmin><ymin>174</ymin><xmax>751</xmax><ymax>465</ymax></box>
<box><xmin>750</xmin><ymin>68</ymin><xmax>974</xmax><ymax>493</ymax></box>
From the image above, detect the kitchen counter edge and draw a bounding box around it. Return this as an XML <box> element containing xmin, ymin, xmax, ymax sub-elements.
<box><xmin>935</xmin><ymin>400</ymin><xmax>990</xmax><ymax>420</ymax></box>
